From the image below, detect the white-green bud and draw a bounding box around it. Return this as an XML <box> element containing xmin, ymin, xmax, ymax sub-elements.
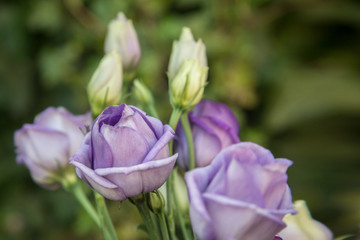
<box><xmin>278</xmin><ymin>200</ymin><xmax>333</xmax><ymax>240</ymax></box>
<box><xmin>170</xmin><ymin>59</ymin><xmax>208</xmax><ymax>109</ymax></box>
<box><xmin>87</xmin><ymin>52</ymin><xmax>123</xmax><ymax>116</ymax></box>
<box><xmin>133</xmin><ymin>79</ymin><xmax>153</xmax><ymax>106</ymax></box>
<box><xmin>167</xmin><ymin>27</ymin><xmax>207</xmax><ymax>80</ymax></box>
<box><xmin>104</xmin><ymin>12</ymin><xmax>141</xmax><ymax>71</ymax></box>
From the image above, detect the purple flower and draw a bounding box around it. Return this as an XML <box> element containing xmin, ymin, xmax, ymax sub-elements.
<box><xmin>174</xmin><ymin>99</ymin><xmax>240</xmax><ymax>170</ymax></box>
<box><xmin>14</xmin><ymin>107</ymin><xmax>92</xmax><ymax>189</ymax></box>
<box><xmin>70</xmin><ymin>104</ymin><xmax>177</xmax><ymax>201</ymax></box>
<box><xmin>185</xmin><ymin>142</ymin><xmax>295</xmax><ymax>240</ymax></box>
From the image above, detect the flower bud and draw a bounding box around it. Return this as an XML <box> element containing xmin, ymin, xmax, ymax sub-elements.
<box><xmin>104</xmin><ymin>12</ymin><xmax>141</xmax><ymax>71</ymax></box>
<box><xmin>147</xmin><ymin>191</ymin><xmax>165</xmax><ymax>214</ymax></box>
<box><xmin>167</xmin><ymin>27</ymin><xmax>207</xmax><ymax>80</ymax></box>
<box><xmin>133</xmin><ymin>79</ymin><xmax>154</xmax><ymax>106</ymax></box>
<box><xmin>87</xmin><ymin>51</ymin><xmax>123</xmax><ymax>116</ymax></box>
<box><xmin>278</xmin><ymin>200</ymin><xmax>333</xmax><ymax>240</ymax></box>
<box><xmin>170</xmin><ymin>59</ymin><xmax>208</xmax><ymax>109</ymax></box>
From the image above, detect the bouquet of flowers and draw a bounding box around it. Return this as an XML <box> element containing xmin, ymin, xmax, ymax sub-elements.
<box><xmin>14</xmin><ymin>12</ymin><xmax>338</xmax><ymax>240</ymax></box>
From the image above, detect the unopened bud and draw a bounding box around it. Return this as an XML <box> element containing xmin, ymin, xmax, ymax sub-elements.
<box><xmin>170</xmin><ymin>59</ymin><xmax>208</xmax><ymax>109</ymax></box>
<box><xmin>147</xmin><ymin>191</ymin><xmax>164</xmax><ymax>214</ymax></box>
<box><xmin>168</xmin><ymin>27</ymin><xmax>207</xmax><ymax>80</ymax></box>
<box><xmin>133</xmin><ymin>79</ymin><xmax>153</xmax><ymax>106</ymax></box>
<box><xmin>278</xmin><ymin>200</ymin><xmax>333</xmax><ymax>240</ymax></box>
<box><xmin>104</xmin><ymin>12</ymin><xmax>141</xmax><ymax>71</ymax></box>
<box><xmin>87</xmin><ymin>52</ymin><xmax>123</xmax><ymax>116</ymax></box>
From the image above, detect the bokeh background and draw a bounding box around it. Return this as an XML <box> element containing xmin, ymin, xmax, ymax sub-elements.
<box><xmin>1</xmin><ymin>0</ymin><xmax>360</xmax><ymax>239</ymax></box>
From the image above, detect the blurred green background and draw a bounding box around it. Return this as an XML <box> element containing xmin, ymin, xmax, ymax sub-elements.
<box><xmin>1</xmin><ymin>0</ymin><xmax>359</xmax><ymax>239</ymax></box>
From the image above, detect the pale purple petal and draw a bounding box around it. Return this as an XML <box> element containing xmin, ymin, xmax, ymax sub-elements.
<box><xmin>203</xmin><ymin>193</ymin><xmax>286</xmax><ymax>240</ymax></box>
<box><xmin>192</xmin><ymin>99</ymin><xmax>239</xmax><ymax>134</ymax></box>
<box><xmin>15</xmin><ymin>125</ymin><xmax>69</xmax><ymax>171</ymax></box>
<box><xmin>34</xmin><ymin>107</ymin><xmax>91</xmax><ymax>155</ymax></box>
<box><xmin>91</xmin><ymin>120</ymin><xmax>114</xmax><ymax>169</ymax></box>
<box><xmin>101</xmin><ymin>125</ymin><xmax>149</xmax><ymax>167</ymax></box>
<box><xmin>143</xmin><ymin>125</ymin><xmax>173</xmax><ymax>163</ymax></box>
<box><xmin>71</xmin><ymin>160</ymin><xmax>126</xmax><ymax>201</ymax></box>
<box><xmin>95</xmin><ymin>154</ymin><xmax>177</xmax><ymax>196</ymax></box>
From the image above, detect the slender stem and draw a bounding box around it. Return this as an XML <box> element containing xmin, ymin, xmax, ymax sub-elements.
<box><xmin>180</xmin><ymin>112</ymin><xmax>196</xmax><ymax>170</ymax></box>
<box><xmin>156</xmin><ymin>211</ymin><xmax>170</xmax><ymax>240</ymax></box>
<box><xmin>166</xmin><ymin>107</ymin><xmax>183</xmax><ymax>240</ymax></box>
<box><xmin>102</xmin><ymin>199</ymin><xmax>118</xmax><ymax>240</ymax></box>
<box><xmin>94</xmin><ymin>192</ymin><xmax>108</xmax><ymax>240</ymax></box>
<box><xmin>168</xmin><ymin>107</ymin><xmax>183</xmax><ymax>130</ymax></box>
<box><xmin>94</xmin><ymin>192</ymin><xmax>117</xmax><ymax>240</ymax></box>
<box><xmin>71</xmin><ymin>182</ymin><xmax>100</xmax><ymax>227</ymax></box>
<box><xmin>135</xmin><ymin>202</ymin><xmax>158</xmax><ymax>240</ymax></box>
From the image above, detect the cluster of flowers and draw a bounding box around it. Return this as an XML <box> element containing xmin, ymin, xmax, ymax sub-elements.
<box><xmin>14</xmin><ymin>12</ymin><xmax>333</xmax><ymax>240</ymax></box>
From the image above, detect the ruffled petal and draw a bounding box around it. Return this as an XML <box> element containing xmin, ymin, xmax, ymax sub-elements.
<box><xmin>95</xmin><ymin>154</ymin><xmax>177</xmax><ymax>197</ymax></box>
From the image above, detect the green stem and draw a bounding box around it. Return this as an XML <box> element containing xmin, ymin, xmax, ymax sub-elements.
<box><xmin>166</xmin><ymin>107</ymin><xmax>183</xmax><ymax>240</ymax></box>
<box><xmin>94</xmin><ymin>192</ymin><xmax>117</xmax><ymax>240</ymax></box>
<box><xmin>180</xmin><ymin>112</ymin><xmax>196</xmax><ymax>170</ymax></box>
<box><xmin>156</xmin><ymin>210</ymin><xmax>170</xmax><ymax>240</ymax></box>
<box><xmin>71</xmin><ymin>182</ymin><xmax>100</xmax><ymax>227</ymax></box>
<box><xmin>103</xmin><ymin>199</ymin><xmax>118</xmax><ymax>240</ymax></box>
<box><xmin>135</xmin><ymin>202</ymin><xmax>158</xmax><ymax>240</ymax></box>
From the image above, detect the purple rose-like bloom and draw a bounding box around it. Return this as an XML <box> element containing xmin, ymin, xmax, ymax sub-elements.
<box><xmin>70</xmin><ymin>104</ymin><xmax>177</xmax><ymax>201</ymax></box>
<box><xmin>174</xmin><ymin>99</ymin><xmax>240</xmax><ymax>170</ymax></box>
<box><xmin>185</xmin><ymin>142</ymin><xmax>295</xmax><ymax>240</ymax></box>
<box><xmin>14</xmin><ymin>107</ymin><xmax>92</xmax><ymax>189</ymax></box>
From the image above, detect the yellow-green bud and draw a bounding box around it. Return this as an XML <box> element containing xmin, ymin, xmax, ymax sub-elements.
<box><xmin>87</xmin><ymin>51</ymin><xmax>123</xmax><ymax>116</ymax></box>
<box><xmin>170</xmin><ymin>59</ymin><xmax>208</xmax><ymax>109</ymax></box>
<box><xmin>104</xmin><ymin>12</ymin><xmax>141</xmax><ymax>71</ymax></box>
<box><xmin>133</xmin><ymin>79</ymin><xmax>153</xmax><ymax>106</ymax></box>
<box><xmin>168</xmin><ymin>27</ymin><xmax>207</xmax><ymax>80</ymax></box>
<box><xmin>147</xmin><ymin>191</ymin><xmax>164</xmax><ymax>214</ymax></box>
<box><xmin>278</xmin><ymin>200</ymin><xmax>333</xmax><ymax>240</ymax></box>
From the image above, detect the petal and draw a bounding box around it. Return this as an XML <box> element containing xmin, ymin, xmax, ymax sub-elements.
<box><xmin>192</xmin><ymin>99</ymin><xmax>239</xmax><ymax>134</ymax></box>
<box><xmin>191</xmin><ymin>118</ymin><xmax>225</xmax><ymax>167</ymax></box>
<box><xmin>71</xmin><ymin>160</ymin><xmax>126</xmax><ymax>201</ymax></box>
<box><xmin>34</xmin><ymin>107</ymin><xmax>91</xmax><ymax>155</ymax></box>
<box><xmin>131</xmin><ymin>105</ymin><xmax>164</xmax><ymax>140</ymax></box>
<box><xmin>70</xmin><ymin>133</ymin><xmax>92</xmax><ymax>185</ymax></box>
<box><xmin>101</xmin><ymin>125</ymin><xmax>149</xmax><ymax>167</ymax></box>
<box><xmin>203</xmin><ymin>193</ymin><xmax>287</xmax><ymax>240</ymax></box>
<box><xmin>91</xmin><ymin>121</ymin><xmax>114</xmax><ymax>169</ymax></box>
<box><xmin>143</xmin><ymin>125</ymin><xmax>174</xmax><ymax>163</ymax></box>
<box><xmin>15</xmin><ymin>125</ymin><xmax>69</xmax><ymax>171</ymax></box>
<box><xmin>173</xmin><ymin>121</ymin><xmax>191</xmax><ymax>169</ymax></box>
<box><xmin>185</xmin><ymin>168</ymin><xmax>215</xmax><ymax>240</ymax></box>
<box><xmin>95</xmin><ymin>154</ymin><xmax>177</xmax><ymax>197</ymax></box>
<box><xmin>117</xmin><ymin>107</ymin><xmax>157</xmax><ymax>147</ymax></box>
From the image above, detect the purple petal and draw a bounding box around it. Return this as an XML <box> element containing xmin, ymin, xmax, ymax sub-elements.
<box><xmin>97</xmin><ymin>104</ymin><xmax>125</xmax><ymax>127</ymax></box>
<box><xmin>143</xmin><ymin>125</ymin><xmax>174</xmax><ymax>163</ymax></box>
<box><xmin>71</xmin><ymin>160</ymin><xmax>126</xmax><ymax>201</ymax></box>
<box><xmin>116</xmin><ymin>107</ymin><xmax>157</xmax><ymax>147</ymax></box>
<box><xmin>100</xmin><ymin>125</ymin><xmax>149</xmax><ymax>167</ymax></box>
<box><xmin>95</xmin><ymin>154</ymin><xmax>177</xmax><ymax>197</ymax></box>
<box><xmin>192</xmin><ymin>121</ymin><xmax>223</xmax><ymax>167</ymax></box>
<box><xmin>185</xmin><ymin>168</ymin><xmax>214</xmax><ymax>240</ymax></box>
<box><xmin>192</xmin><ymin>99</ymin><xmax>240</xmax><ymax>134</ymax></box>
<box><xmin>91</xmin><ymin>119</ymin><xmax>114</xmax><ymax>169</ymax></box>
<box><xmin>14</xmin><ymin>125</ymin><xmax>69</xmax><ymax>171</ymax></box>
<box><xmin>34</xmin><ymin>107</ymin><xmax>91</xmax><ymax>155</ymax></box>
<box><xmin>203</xmin><ymin>193</ymin><xmax>286</xmax><ymax>240</ymax></box>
